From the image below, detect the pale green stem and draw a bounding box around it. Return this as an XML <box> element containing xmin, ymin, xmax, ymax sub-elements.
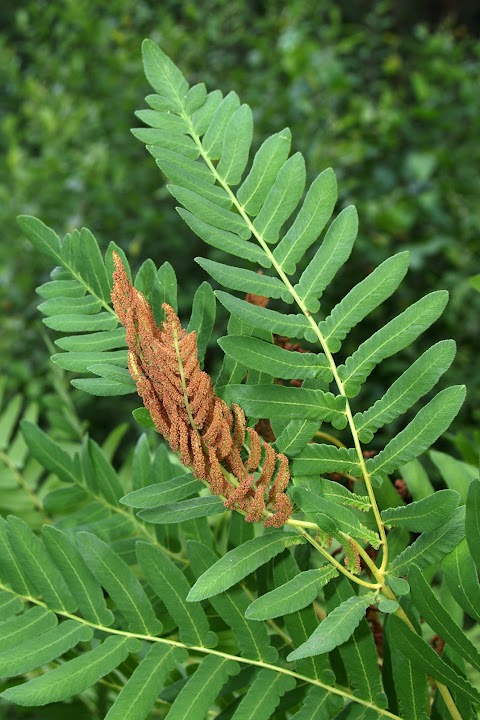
<box><xmin>294</xmin><ymin>526</ymin><xmax>381</xmax><ymax>590</ymax></box>
<box><xmin>314</xmin><ymin>431</ymin><xmax>346</xmax><ymax>448</ymax></box>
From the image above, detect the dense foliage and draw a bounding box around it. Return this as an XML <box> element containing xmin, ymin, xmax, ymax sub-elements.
<box><xmin>2</xmin><ymin>1</ymin><xmax>480</xmax><ymax>437</ymax></box>
<box><xmin>0</xmin><ymin>34</ymin><xmax>479</xmax><ymax>720</ymax></box>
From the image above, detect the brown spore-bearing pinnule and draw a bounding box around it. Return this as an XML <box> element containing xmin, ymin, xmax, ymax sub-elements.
<box><xmin>111</xmin><ymin>252</ymin><xmax>292</xmax><ymax>527</ymax></box>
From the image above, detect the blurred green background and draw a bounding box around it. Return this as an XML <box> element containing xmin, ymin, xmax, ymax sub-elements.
<box><xmin>1</xmin><ymin>0</ymin><xmax>479</xmax><ymax>445</ymax></box>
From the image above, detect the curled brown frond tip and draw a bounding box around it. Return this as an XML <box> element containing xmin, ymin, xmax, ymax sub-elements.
<box><xmin>111</xmin><ymin>252</ymin><xmax>292</xmax><ymax>527</ymax></box>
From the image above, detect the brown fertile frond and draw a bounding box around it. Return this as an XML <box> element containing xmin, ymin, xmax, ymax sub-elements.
<box><xmin>111</xmin><ymin>252</ymin><xmax>292</xmax><ymax>527</ymax></box>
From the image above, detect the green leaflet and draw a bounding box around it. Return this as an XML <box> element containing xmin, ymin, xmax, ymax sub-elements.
<box><xmin>298</xmin><ymin>477</ymin><xmax>371</xmax><ymax>512</ymax></box>
<box><xmin>154</xmin><ymin>260</ymin><xmax>178</xmax><ymax>312</ymax></box>
<box><xmin>430</xmin><ymin>450</ymin><xmax>478</xmax><ymax>504</ymax></box>
<box><xmin>186</xmin><ymin>82</ymin><xmax>207</xmax><ymax>112</ymax></box>
<box><xmin>289</xmin><ymin>686</ymin><xmax>343</xmax><ymax>720</ymax></box>
<box><xmin>245</xmin><ymin>566</ymin><xmax>338</xmax><ymax>620</ymax></box>
<box><xmin>134</xmin><ymin>257</ymin><xmax>157</xmax><ymax>294</ymax></box>
<box><xmin>104</xmin><ymin>644</ymin><xmax>187</xmax><ymax>720</ymax></box>
<box><xmin>400</xmin><ymin>459</ymin><xmax>435</xmax><ymax>501</ymax></box>
<box><xmin>6</xmin><ymin>516</ymin><xmax>76</xmax><ymax>613</ymax></box>
<box><xmin>203</xmin><ymin>90</ymin><xmax>241</xmax><ymax>159</ymax></box>
<box><xmin>86</xmin><ymin>439</ymin><xmax>124</xmax><ymax>504</ymax></box>
<box><xmin>385</xmin><ymin>617</ymin><xmax>428</xmax><ymax>720</ymax></box>
<box><xmin>272</xmin><ymin>552</ymin><xmax>332</xmax><ymax>682</ymax></box>
<box><xmin>17</xmin><ymin>215</ymin><xmax>63</xmax><ymax>265</ymax></box>
<box><xmin>466</xmin><ymin>479</ymin><xmax>480</xmax><ymax>569</ymax></box>
<box><xmin>0</xmin><ymin>607</ymin><xmax>57</xmax><ymax>653</ymax></box>
<box><xmin>216</xmin><ymin>103</ymin><xmax>253</xmax><ymax>185</ymax></box>
<box><xmin>179</xmin><ymin>209</ymin><xmax>269</xmax><ymax>265</ymax></box>
<box><xmin>367</xmin><ymin>386</ymin><xmax>466</xmax><ymax>477</ymax></box>
<box><xmin>153</xmin><ymin>153</ymin><xmax>223</xmax><ymax>202</ymax></box>
<box><xmin>72</xmin><ymin>376</ymin><xmax>136</xmax><ymax>396</ymax></box>
<box><xmin>121</xmin><ymin>473</ymin><xmax>200</xmax><ymax>508</ymax></box>
<box><xmin>230</xmin><ymin>669</ymin><xmax>296</xmax><ymax>720</ymax></box>
<box><xmin>168</xmin><ymin>184</ymin><xmax>251</xmax><ymax>238</ymax></box>
<box><xmin>381</xmin><ymin>489</ymin><xmax>460</xmax><ymax>531</ymax></box>
<box><xmin>292</xmin><ymin>445</ymin><xmax>361</xmax><ymax>477</ymax></box>
<box><xmin>1</xmin><ymin>635</ymin><xmax>139</xmax><ymax>707</ymax></box>
<box><xmin>187</xmin><ymin>281</ymin><xmax>216</xmax><ymax>365</ymax></box>
<box><xmin>218</xmin><ymin>335</ymin><xmax>331</xmax><ymax>381</ymax></box>
<box><xmin>141</xmin><ymin>39</ymin><xmax>188</xmax><ymax>112</ymax></box>
<box><xmin>390</xmin><ymin>505</ymin><xmax>465</xmax><ymax>576</ymax></box>
<box><xmin>287</xmin><ymin>593</ymin><xmax>375</xmax><ymax>661</ymax></box>
<box><xmin>319</xmin><ymin>252</ymin><xmax>410</xmax><ymax>353</ymax></box>
<box><xmin>188</xmin><ymin>540</ymin><xmax>278</xmax><ymax>662</ymax></box>
<box><xmin>144</xmin><ymin>93</ymin><xmax>179</xmax><ymax>111</ymax></box>
<box><xmin>338</xmin><ymin>290</ymin><xmax>449</xmax><ymax>397</ymax></box>
<box><xmin>220</xmin><ymin>384</ymin><xmax>347</xmax><ymax>429</ymax></box>
<box><xmin>294</xmin><ymin>205</ymin><xmax>358</xmax><ymax>313</ymax></box>
<box><xmin>138</xmin><ymin>496</ymin><xmax>225</xmax><ymax>524</ymax></box>
<box><xmin>62</xmin><ymin>227</ymin><xmax>112</xmax><ymax>304</ymax></box>
<box><xmin>196</xmin><ymin>257</ymin><xmax>286</xmax><ymax>299</ymax></box>
<box><xmin>166</xmin><ymin>655</ymin><xmax>239</xmax><ymax>720</ymax></box>
<box><xmin>76</xmin><ymin>531</ymin><xmax>163</xmax><ymax>635</ymax></box>
<box><xmin>0</xmin><ymin>591</ymin><xmax>23</xmax><ymax>620</ymax></box>
<box><xmin>237</xmin><ymin>128</ymin><xmax>292</xmax><ymax>215</ymax></box>
<box><xmin>43</xmin><ymin>311</ymin><xmax>117</xmax><ymax>333</ymax></box>
<box><xmin>214</xmin><ymin>313</ymin><xmax>250</xmax><ymax>387</ymax></box>
<box><xmin>191</xmin><ymin>89</ymin><xmax>223</xmax><ymax>135</ymax></box>
<box><xmin>388</xmin><ymin>615</ymin><xmax>480</xmax><ymax>705</ymax></box>
<box><xmin>274</xmin><ymin>419</ymin><xmax>320</xmax><ymax>457</ymax></box>
<box><xmin>135</xmin><ymin>109</ymin><xmax>189</xmax><ymax>133</ymax></box>
<box><xmin>253</xmin><ymin>153</ymin><xmax>306</xmax><ymax>244</ymax></box>
<box><xmin>136</xmin><ymin>542</ymin><xmax>217</xmax><ymax>647</ymax></box>
<box><xmin>324</xmin><ymin>577</ymin><xmax>386</xmax><ymax>706</ymax></box>
<box><xmin>377</xmin><ymin>598</ymin><xmax>399</xmax><ymax>614</ymax></box>
<box><xmin>0</xmin><ymin>620</ymin><xmax>93</xmax><ymax>676</ymax></box>
<box><xmin>0</xmin><ymin>395</ymin><xmax>22</xmax><ymax>450</ymax></box>
<box><xmin>409</xmin><ymin>564</ymin><xmax>480</xmax><ymax>672</ymax></box>
<box><xmin>36</xmin><ymin>278</ymin><xmax>85</xmax><ymax>299</ymax></box>
<box><xmin>132</xmin><ymin>434</ymin><xmax>152</xmax><ymax>490</ymax></box>
<box><xmin>38</xmin><ymin>295</ymin><xmax>101</xmax><ymax>315</ymax></box>
<box><xmin>0</xmin><ymin>518</ymin><xmax>37</xmax><ymax>596</ymax></box>
<box><xmin>51</xmin><ymin>350</ymin><xmax>128</xmax><ymax>373</ymax></box>
<box><xmin>273</xmin><ymin>168</ymin><xmax>338</xmax><ymax>276</ymax></box>
<box><xmin>55</xmin><ymin>327</ymin><xmax>127</xmax><ymax>351</ymax></box>
<box><xmin>187</xmin><ymin>529</ymin><xmax>305</xmax><ymax>601</ymax></box>
<box><xmin>443</xmin><ymin>539</ymin><xmax>480</xmax><ymax>623</ymax></box>
<box><xmin>216</xmin><ymin>291</ymin><xmax>311</xmax><ymax>339</ymax></box>
<box><xmin>291</xmin><ymin>486</ymin><xmax>381</xmax><ymax>548</ymax></box>
<box><xmin>354</xmin><ymin>339</ymin><xmax>457</xmax><ymax>443</ymax></box>
<box><xmin>41</xmin><ymin>525</ymin><xmax>114</xmax><ymax>626</ymax></box>
<box><xmin>137</xmin><ymin>130</ymin><xmax>199</xmax><ymax>157</ymax></box>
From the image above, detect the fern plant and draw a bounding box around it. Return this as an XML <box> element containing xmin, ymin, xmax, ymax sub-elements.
<box><xmin>2</xmin><ymin>39</ymin><xmax>479</xmax><ymax>720</ymax></box>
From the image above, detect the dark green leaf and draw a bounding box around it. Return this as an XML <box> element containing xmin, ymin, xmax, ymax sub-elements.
<box><xmin>77</xmin><ymin>532</ymin><xmax>163</xmax><ymax>635</ymax></box>
<box><xmin>1</xmin><ymin>636</ymin><xmax>138</xmax><ymax>707</ymax></box>
<box><xmin>137</xmin><ymin>542</ymin><xmax>217</xmax><ymax>647</ymax></box>
<box><xmin>138</xmin><ymin>496</ymin><xmax>225</xmax><ymax>524</ymax></box>
<box><xmin>274</xmin><ymin>168</ymin><xmax>337</xmax><ymax>275</ymax></box>
<box><xmin>381</xmin><ymin>490</ymin><xmax>460</xmax><ymax>532</ymax></box>
<box><xmin>220</xmin><ymin>385</ymin><xmax>347</xmax><ymax>428</ymax></box>
<box><xmin>187</xmin><ymin>529</ymin><xmax>305</xmax><ymax>601</ymax></box>
<box><xmin>246</xmin><ymin>566</ymin><xmax>338</xmax><ymax>620</ymax></box>
<box><xmin>409</xmin><ymin>563</ymin><xmax>480</xmax><ymax>672</ymax></box>
<box><xmin>388</xmin><ymin>615</ymin><xmax>480</xmax><ymax>705</ymax></box>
